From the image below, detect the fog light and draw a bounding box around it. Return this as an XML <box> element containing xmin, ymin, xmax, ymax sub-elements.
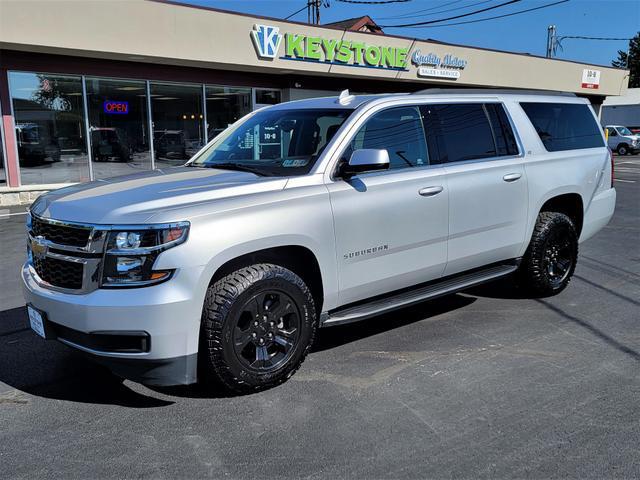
<box><xmin>116</xmin><ymin>257</ymin><xmax>143</xmax><ymax>274</ymax></box>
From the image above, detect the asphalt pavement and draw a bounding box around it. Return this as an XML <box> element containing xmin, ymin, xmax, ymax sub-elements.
<box><xmin>0</xmin><ymin>156</ymin><xmax>639</xmax><ymax>479</ymax></box>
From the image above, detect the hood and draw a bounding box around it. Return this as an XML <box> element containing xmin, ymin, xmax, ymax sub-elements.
<box><xmin>31</xmin><ymin>167</ymin><xmax>288</xmax><ymax>224</ymax></box>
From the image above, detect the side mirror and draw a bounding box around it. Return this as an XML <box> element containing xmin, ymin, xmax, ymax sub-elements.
<box><xmin>341</xmin><ymin>149</ymin><xmax>390</xmax><ymax>177</ymax></box>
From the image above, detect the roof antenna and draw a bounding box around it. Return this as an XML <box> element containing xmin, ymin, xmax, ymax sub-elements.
<box><xmin>337</xmin><ymin>89</ymin><xmax>355</xmax><ymax>106</ymax></box>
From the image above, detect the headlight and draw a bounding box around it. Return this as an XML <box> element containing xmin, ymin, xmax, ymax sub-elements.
<box><xmin>101</xmin><ymin>222</ymin><xmax>189</xmax><ymax>287</ymax></box>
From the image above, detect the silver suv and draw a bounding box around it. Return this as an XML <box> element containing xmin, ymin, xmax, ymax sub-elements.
<box><xmin>23</xmin><ymin>90</ymin><xmax>616</xmax><ymax>392</ymax></box>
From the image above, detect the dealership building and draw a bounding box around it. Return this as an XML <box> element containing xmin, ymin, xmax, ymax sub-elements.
<box><xmin>0</xmin><ymin>0</ymin><xmax>630</xmax><ymax>204</ymax></box>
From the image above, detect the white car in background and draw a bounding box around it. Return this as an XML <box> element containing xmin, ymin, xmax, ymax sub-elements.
<box><xmin>605</xmin><ymin>125</ymin><xmax>640</xmax><ymax>155</ymax></box>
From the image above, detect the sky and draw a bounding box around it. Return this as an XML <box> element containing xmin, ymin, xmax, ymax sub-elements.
<box><xmin>184</xmin><ymin>0</ymin><xmax>639</xmax><ymax>67</ymax></box>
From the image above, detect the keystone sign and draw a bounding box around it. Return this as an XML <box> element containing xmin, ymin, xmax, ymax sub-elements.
<box><xmin>411</xmin><ymin>50</ymin><xmax>468</xmax><ymax>80</ymax></box>
<box><xmin>251</xmin><ymin>24</ymin><xmax>409</xmax><ymax>70</ymax></box>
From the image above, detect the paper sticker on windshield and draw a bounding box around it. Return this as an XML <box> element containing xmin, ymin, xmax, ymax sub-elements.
<box><xmin>282</xmin><ymin>159</ymin><xmax>309</xmax><ymax>167</ymax></box>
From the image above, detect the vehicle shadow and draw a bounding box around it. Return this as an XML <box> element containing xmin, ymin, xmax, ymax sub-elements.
<box><xmin>1</xmin><ymin>288</ymin><xmax>519</xmax><ymax>403</ymax></box>
<box><xmin>312</xmin><ymin>293</ymin><xmax>476</xmax><ymax>352</ymax></box>
<box><xmin>0</xmin><ymin>306</ymin><xmax>175</xmax><ymax>408</ymax></box>
<box><xmin>466</xmin><ymin>277</ymin><xmax>640</xmax><ymax>362</ymax></box>
<box><xmin>153</xmin><ymin>293</ymin><xmax>478</xmax><ymax>398</ymax></box>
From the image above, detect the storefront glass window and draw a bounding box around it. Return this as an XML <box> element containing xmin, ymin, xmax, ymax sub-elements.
<box><xmin>254</xmin><ymin>89</ymin><xmax>281</xmax><ymax>110</ymax></box>
<box><xmin>9</xmin><ymin>72</ymin><xmax>89</xmax><ymax>185</ymax></box>
<box><xmin>150</xmin><ymin>82</ymin><xmax>204</xmax><ymax>167</ymax></box>
<box><xmin>205</xmin><ymin>86</ymin><xmax>251</xmax><ymax>140</ymax></box>
<box><xmin>86</xmin><ymin>78</ymin><xmax>151</xmax><ymax>179</ymax></box>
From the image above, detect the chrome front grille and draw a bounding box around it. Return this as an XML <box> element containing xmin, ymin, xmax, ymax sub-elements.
<box><xmin>33</xmin><ymin>256</ymin><xmax>84</xmax><ymax>290</ymax></box>
<box><xmin>28</xmin><ymin>214</ymin><xmax>106</xmax><ymax>294</ymax></box>
<box><xmin>31</xmin><ymin>216</ymin><xmax>92</xmax><ymax>248</ymax></box>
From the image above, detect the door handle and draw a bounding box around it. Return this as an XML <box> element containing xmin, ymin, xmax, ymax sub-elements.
<box><xmin>503</xmin><ymin>173</ymin><xmax>522</xmax><ymax>182</ymax></box>
<box><xmin>418</xmin><ymin>186</ymin><xmax>444</xmax><ymax>197</ymax></box>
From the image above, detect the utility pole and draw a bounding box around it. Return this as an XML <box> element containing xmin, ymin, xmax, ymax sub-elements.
<box><xmin>546</xmin><ymin>25</ymin><xmax>557</xmax><ymax>58</ymax></box>
<box><xmin>308</xmin><ymin>0</ymin><xmax>321</xmax><ymax>25</ymax></box>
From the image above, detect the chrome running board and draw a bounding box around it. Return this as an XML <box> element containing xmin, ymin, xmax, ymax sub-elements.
<box><xmin>321</xmin><ymin>263</ymin><xmax>517</xmax><ymax>327</ymax></box>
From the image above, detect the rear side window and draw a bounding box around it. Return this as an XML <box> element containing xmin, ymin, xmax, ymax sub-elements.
<box><xmin>348</xmin><ymin>106</ymin><xmax>429</xmax><ymax>170</ymax></box>
<box><xmin>421</xmin><ymin>104</ymin><xmax>497</xmax><ymax>163</ymax></box>
<box><xmin>520</xmin><ymin>102</ymin><xmax>604</xmax><ymax>151</ymax></box>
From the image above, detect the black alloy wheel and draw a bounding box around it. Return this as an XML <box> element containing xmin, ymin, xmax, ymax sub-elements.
<box><xmin>542</xmin><ymin>227</ymin><xmax>574</xmax><ymax>289</ymax></box>
<box><xmin>232</xmin><ymin>290</ymin><xmax>301</xmax><ymax>372</ymax></box>
<box><xmin>518</xmin><ymin>211</ymin><xmax>578</xmax><ymax>296</ymax></box>
<box><xmin>200</xmin><ymin>263</ymin><xmax>317</xmax><ymax>393</ymax></box>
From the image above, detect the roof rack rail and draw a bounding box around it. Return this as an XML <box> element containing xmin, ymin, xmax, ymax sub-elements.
<box><xmin>411</xmin><ymin>88</ymin><xmax>576</xmax><ymax>97</ymax></box>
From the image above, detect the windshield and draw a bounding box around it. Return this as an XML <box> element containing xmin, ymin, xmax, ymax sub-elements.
<box><xmin>617</xmin><ymin>126</ymin><xmax>633</xmax><ymax>135</ymax></box>
<box><xmin>190</xmin><ymin>108</ymin><xmax>351</xmax><ymax>176</ymax></box>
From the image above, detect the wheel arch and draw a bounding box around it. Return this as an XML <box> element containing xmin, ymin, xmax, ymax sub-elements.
<box><xmin>539</xmin><ymin>192</ymin><xmax>584</xmax><ymax>236</ymax></box>
<box><xmin>208</xmin><ymin>244</ymin><xmax>325</xmax><ymax>315</ymax></box>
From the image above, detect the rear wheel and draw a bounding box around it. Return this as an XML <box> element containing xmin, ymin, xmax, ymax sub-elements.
<box><xmin>617</xmin><ymin>144</ymin><xmax>629</xmax><ymax>156</ymax></box>
<box><xmin>200</xmin><ymin>264</ymin><xmax>317</xmax><ymax>393</ymax></box>
<box><xmin>518</xmin><ymin>211</ymin><xmax>578</xmax><ymax>297</ymax></box>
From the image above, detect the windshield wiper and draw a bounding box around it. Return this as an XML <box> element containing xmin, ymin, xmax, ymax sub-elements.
<box><xmin>203</xmin><ymin>162</ymin><xmax>268</xmax><ymax>176</ymax></box>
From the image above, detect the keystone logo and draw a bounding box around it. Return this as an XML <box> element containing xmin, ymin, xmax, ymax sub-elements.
<box><xmin>251</xmin><ymin>24</ymin><xmax>282</xmax><ymax>60</ymax></box>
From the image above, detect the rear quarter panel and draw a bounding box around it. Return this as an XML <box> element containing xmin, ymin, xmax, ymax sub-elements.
<box><xmin>506</xmin><ymin>99</ymin><xmax>611</xmax><ymax>256</ymax></box>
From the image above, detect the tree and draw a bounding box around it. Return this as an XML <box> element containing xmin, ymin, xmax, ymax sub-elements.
<box><xmin>612</xmin><ymin>31</ymin><xmax>639</xmax><ymax>88</ymax></box>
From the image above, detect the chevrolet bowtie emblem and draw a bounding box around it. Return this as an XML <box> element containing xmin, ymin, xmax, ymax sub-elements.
<box><xmin>31</xmin><ymin>235</ymin><xmax>48</xmax><ymax>259</ymax></box>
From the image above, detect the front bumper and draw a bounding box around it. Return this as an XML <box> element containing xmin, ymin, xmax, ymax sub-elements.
<box><xmin>22</xmin><ymin>262</ymin><xmax>206</xmax><ymax>386</ymax></box>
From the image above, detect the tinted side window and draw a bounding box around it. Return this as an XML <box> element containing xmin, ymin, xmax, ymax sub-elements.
<box><xmin>520</xmin><ymin>102</ymin><xmax>604</xmax><ymax>151</ymax></box>
<box><xmin>349</xmin><ymin>106</ymin><xmax>429</xmax><ymax>170</ymax></box>
<box><xmin>421</xmin><ymin>104</ymin><xmax>496</xmax><ymax>163</ymax></box>
<box><xmin>485</xmin><ymin>103</ymin><xmax>519</xmax><ymax>156</ymax></box>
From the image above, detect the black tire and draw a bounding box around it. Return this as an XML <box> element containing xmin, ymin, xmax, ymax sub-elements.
<box><xmin>518</xmin><ymin>211</ymin><xmax>578</xmax><ymax>297</ymax></box>
<box><xmin>200</xmin><ymin>263</ymin><xmax>317</xmax><ymax>393</ymax></box>
<box><xmin>617</xmin><ymin>144</ymin><xmax>629</xmax><ymax>156</ymax></box>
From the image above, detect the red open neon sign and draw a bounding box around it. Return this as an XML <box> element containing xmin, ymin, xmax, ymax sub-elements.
<box><xmin>103</xmin><ymin>100</ymin><xmax>129</xmax><ymax>114</ymax></box>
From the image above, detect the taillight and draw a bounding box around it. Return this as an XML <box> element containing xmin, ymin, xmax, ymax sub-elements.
<box><xmin>609</xmin><ymin>147</ymin><xmax>614</xmax><ymax>188</ymax></box>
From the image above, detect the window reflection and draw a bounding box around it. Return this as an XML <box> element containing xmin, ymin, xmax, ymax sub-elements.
<box><xmin>86</xmin><ymin>78</ymin><xmax>151</xmax><ymax>179</ymax></box>
<box><xmin>349</xmin><ymin>106</ymin><xmax>428</xmax><ymax>169</ymax></box>
<box><xmin>9</xmin><ymin>72</ymin><xmax>89</xmax><ymax>185</ymax></box>
<box><xmin>150</xmin><ymin>83</ymin><xmax>204</xmax><ymax>167</ymax></box>
<box><xmin>254</xmin><ymin>89</ymin><xmax>281</xmax><ymax>109</ymax></box>
<box><xmin>206</xmin><ymin>86</ymin><xmax>251</xmax><ymax>140</ymax></box>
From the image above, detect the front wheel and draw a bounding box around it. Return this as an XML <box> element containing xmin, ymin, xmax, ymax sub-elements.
<box><xmin>518</xmin><ymin>212</ymin><xmax>578</xmax><ymax>297</ymax></box>
<box><xmin>617</xmin><ymin>144</ymin><xmax>629</xmax><ymax>156</ymax></box>
<box><xmin>200</xmin><ymin>264</ymin><xmax>317</xmax><ymax>393</ymax></box>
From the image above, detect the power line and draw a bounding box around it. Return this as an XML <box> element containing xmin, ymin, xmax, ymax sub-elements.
<box><xmin>388</xmin><ymin>0</ymin><xmax>569</xmax><ymax>28</ymax></box>
<box><xmin>558</xmin><ymin>35</ymin><xmax>632</xmax><ymax>41</ymax></box>
<box><xmin>377</xmin><ymin>0</ymin><xmax>494</xmax><ymax>20</ymax></box>
<box><xmin>375</xmin><ymin>0</ymin><xmax>465</xmax><ymax>19</ymax></box>
<box><xmin>379</xmin><ymin>0</ymin><xmax>521</xmax><ymax>27</ymax></box>
<box><xmin>336</xmin><ymin>0</ymin><xmax>412</xmax><ymax>4</ymax></box>
<box><xmin>549</xmin><ymin>32</ymin><xmax>632</xmax><ymax>57</ymax></box>
<box><xmin>284</xmin><ymin>4</ymin><xmax>308</xmax><ymax>19</ymax></box>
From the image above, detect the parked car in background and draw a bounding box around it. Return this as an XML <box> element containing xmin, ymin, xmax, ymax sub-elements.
<box><xmin>154</xmin><ymin>130</ymin><xmax>188</xmax><ymax>159</ymax></box>
<box><xmin>604</xmin><ymin>125</ymin><xmax>640</xmax><ymax>155</ymax></box>
<box><xmin>15</xmin><ymin>123</ymin><xmax>61</xmax><ymax>165</ymax></box>
<box><xmin>91</xmin><ymin>128</ymin><xmax>132</xmax><ymax>162</ymax></box>
<box><xmin>23</xmin><ymin>90</ymin><xmax>616</xmax><ymax>392</ymax></box>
